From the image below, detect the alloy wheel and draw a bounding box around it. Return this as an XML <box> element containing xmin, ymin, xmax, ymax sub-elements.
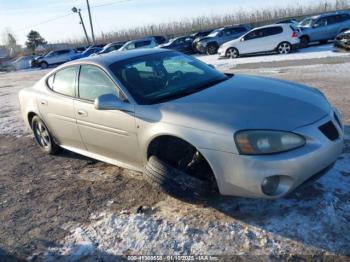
<box><xmin>278</xmin><ymin>43</ymin><xmax>291</xmax><ymax>54</ymax></box>
<box><xmin>33</xmin><ymin>120</ymin><xmax>51</xmax><ymax>149</ymax></box>
<box><xmin>227</xmin><ymin>48</ymin><xmax>238</xmax><ymax>58</ymax></box>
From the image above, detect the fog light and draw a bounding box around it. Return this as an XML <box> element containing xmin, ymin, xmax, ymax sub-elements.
<box><xmin>262</xmin><ymin>176</ymin><xmax>280</xmax><ymax>196</ymax></box>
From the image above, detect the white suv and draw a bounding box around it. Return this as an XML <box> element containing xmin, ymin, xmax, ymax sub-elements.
<box><xmin>218</xmin><ymin>24</ymin><xmax>300</xmax><ymax>58</ymax></box>
<box><xmin>37</xmin><ymin>49</ymin><xmax>77</xmax><ymax>69</ymax></box>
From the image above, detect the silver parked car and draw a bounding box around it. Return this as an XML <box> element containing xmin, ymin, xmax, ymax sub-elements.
<box><xmin>298</xmin><ymin>11</ymin><xmax>350</xmax><ymax>48</ymax></box>
<box><xmin>19</xmin><ymin>49</ymin><xmax>344</xmax><ymax>199</ymax></box>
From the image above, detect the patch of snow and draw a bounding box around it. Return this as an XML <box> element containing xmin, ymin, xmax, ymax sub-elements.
<box><xmin>45</xmin><ymin>149</ymin><xmax>350</xmax><ymax>259</ymax></box>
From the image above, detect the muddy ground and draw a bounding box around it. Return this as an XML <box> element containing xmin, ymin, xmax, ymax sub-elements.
<box><xmin>0</xmin><ymin>57</ymin><xmax>349</xmax><ymax>260</ymax></box>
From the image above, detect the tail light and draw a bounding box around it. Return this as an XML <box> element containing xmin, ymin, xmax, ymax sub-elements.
<box><xmin>291</xmin><ymin>31</ymin><xmax>298</xmax><ymax>38</ymax></box>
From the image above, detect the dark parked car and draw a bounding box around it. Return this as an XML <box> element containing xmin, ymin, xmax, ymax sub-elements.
<box><xmin>334</xmin><ymin>29</ymin><xmax>350</xmax><ymax>51</ymax></box>
<box><xmin>70</xmin><ymin>46</ymin><xmax>102</xmax><ymax>60</ymax></box>
<box><xmin>98</xmin><ymin>41</ymin><xmax>126</xmax><ymax>55</ymax></box>
<box><xmin>158</xmin><ymin>36</ymin><xmax>194</xmax><ymax>54</ymax></box>
<box><xmin>190</xmin><ymin>29</ymin><xmax>213</xmax><ymax>40</ymax></box>
<box><xmin>192</xmin><ymin>25</ymin><xmax>251</xmax><ymax>54</ymax></box>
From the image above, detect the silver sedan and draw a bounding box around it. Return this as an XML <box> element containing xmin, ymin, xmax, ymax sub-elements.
<box><xmin>19</xmin><ymin>49</ymin><xmax>344</xmax><ymax>199</ymax></box>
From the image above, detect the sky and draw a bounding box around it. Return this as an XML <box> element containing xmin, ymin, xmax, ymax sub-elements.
<box><xmin>0</xmin><ymin>0</ymin><xmax>325</xmax><ymax>46</ymax></box>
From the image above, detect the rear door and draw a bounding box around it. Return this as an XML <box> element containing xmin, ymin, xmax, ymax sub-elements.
<box><xmin>263</xmin><ymin>26</ymin><xmax>284</xmax><ymax>50</ymax></box>
<box><xmin>38</xmin><ymin>66</ymin><xmax>85</xmax><ymax>149</ymax></box>
<box><xmin>327</xmin><ymin>15</ymin><xmax>346</xmax><ymax>38</ymax></box>
<box><xmin>74</xmin><ymin>64</ymin><xmax>141</xmax><ymax>168</ymax></box>
<box><xmin>311</xmin><ymin>17</ymin><xmax>331</xmax><ymax>41</ymax></box>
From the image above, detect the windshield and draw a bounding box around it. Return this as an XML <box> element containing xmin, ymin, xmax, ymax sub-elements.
<box><xmin>299</xmin><ymin>18</ymin><xmax>315</xmax><ymax>27</ymax></box>
<box><xmin>109</xmin><ymin>51</ymin><xmax>228</xmax><ymax>105</ymax></box>
<box><xmin>45</xmin><ymin>51</ymin><xmax>54</xmax><ymax>57</ymax></box>
<box><xmin>207</xmin><ymin>29</ymin><xmax>221</xmax><ymax>37</ymax></box>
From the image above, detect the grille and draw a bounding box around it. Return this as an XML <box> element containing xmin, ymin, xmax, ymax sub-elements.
<box><xmin>319</xmin><ymin>121</ymin><xmax>339</xmax><ymax>141</ymax></box>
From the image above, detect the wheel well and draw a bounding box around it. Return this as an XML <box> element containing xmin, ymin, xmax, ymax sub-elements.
<box><xmin>147</xmin><ymin>135</ymin><xmax>217</xmax><ymax>184</ymax></box>
<box><xmin>300</xmin><ymin>35</ymin><xmax>309</xmax><ymax>41</ymax></box>
<box><xmin>27</xmin><ymin>112</ymin><xmax>37</xmax><ymax>129</ymax></box>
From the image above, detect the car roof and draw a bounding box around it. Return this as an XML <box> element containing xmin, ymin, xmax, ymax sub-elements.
<box><xmin>63</xmin><ymin>48</ymin><xmax>170</xmax><ymax>68</ymax></box>
<box><xmin>311</xmin><ymin>11</ymin><xmax>349</xmax><ymax>19</ymax></box>
<box><xmin>253</xmin><ymin>23</ymin><xmax>290</xmax><ymax>30</ymax></box>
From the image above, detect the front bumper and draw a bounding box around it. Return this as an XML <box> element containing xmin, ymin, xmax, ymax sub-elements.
<box><xmin>201</xmin><ymin>111</ymin><xmax>344</xmax><ymax>199</ymax></box>
<box><xmin>334</xmin><ymin>40</ymin><xmax>350</xmax><ymax>51</ymax></box>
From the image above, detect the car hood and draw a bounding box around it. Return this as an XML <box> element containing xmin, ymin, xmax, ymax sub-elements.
<box><xmin>136</xmin><ymin>75</ymin><xmax>331</xmax><ymax>134</ymax></box>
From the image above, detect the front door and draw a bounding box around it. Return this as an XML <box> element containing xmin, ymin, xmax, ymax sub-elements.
<box><xmin>74</xmin><ymin>65</ymin><xmax>141</xmax><ymax>169</ymax></box>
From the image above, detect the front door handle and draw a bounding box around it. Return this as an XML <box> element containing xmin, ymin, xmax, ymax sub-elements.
<box><xmin>77</xmin><ymin>109</ymin><xmax>88</xmax><ymax>117</ymax></box>
<box><xmin>40</xmin><ymin>100</ymin><xmax>48</xmax><ymax>106</ymax></box>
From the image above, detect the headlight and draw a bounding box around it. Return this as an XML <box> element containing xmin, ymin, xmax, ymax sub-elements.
<box><xmin>235</xmin><ymin>130</ymin><xmax>305</xmax><ymax>155</ymax></box>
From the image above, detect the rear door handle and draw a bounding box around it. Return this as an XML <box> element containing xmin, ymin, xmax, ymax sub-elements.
<box><xmin>77</xmin><ymin>109</ymin><xmax>88</xmax><ymax>117</ymax></box>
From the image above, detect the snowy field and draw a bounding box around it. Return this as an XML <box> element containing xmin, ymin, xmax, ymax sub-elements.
<box><xmin>0</xmin><ymin>44</ymin><xmax>350</xmax><ymax>260</ymax></box>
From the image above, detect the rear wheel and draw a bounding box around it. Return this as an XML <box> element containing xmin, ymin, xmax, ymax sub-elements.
<box><xmin>206</xmin><ymin>43</ymin><xmax>218</xmax><ymax>55</ymax></box>
<box><xmin>31</xmin><ymin>116</ymin><xmax>60</xmax><ymax>154</ymax></box>
<box><xmin>299</xmin><ymin>36</ymin><xmax>309</xmax><ymax>48</ymax></box>
<box><xmin>226</xmin><ymin>47</ymin><xmax>239</xmax><ymax>59</ymax></box>
<box><xmin>277</xmin><ymin>42</ymin><xmax>292</xmax><ymax>54</ymax></box>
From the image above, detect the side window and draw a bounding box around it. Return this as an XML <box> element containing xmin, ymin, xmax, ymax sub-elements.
<box><xmin>340</xmin><ymin>14</ymin><xmax>350</xmax><ymax>22</ymax></box>
<box><xmin>135</xmin><ymin>40</ymin><xmax>151</xmax><ymax>48</ymax></box>
<box><xmin>51</xmin><ymin>67</ymin><xmax>78</xmax><ymax>96</ymax></box>
<box><xmin>79</xmin><ymin>65</ymin><xmax>119</xmax><ymax>101</ymax></box>
<box><xmin>235</xmin><ymin>27</ymin><xmax>247</xmax><ymax>33</ymax></box>
<box><xmin>266</xmin><ymin>27</ymin><xmax>283</xmax><ymax>36</ymax></box>
<box><xmin>245</xmin><ymin>29</ymin><xmax>265</xmax><ymax>40</ymax></box>
<box><xmin>316</xmin><ymin>17</ymin><xmax>327</xmax><ymax>27</ymax></box>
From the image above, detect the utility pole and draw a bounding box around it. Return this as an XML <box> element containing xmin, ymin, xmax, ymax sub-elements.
<box><xmin>86</xmin><ymin>0</ymin><xmax>96</xmax><ymax>44</ymax></box>
<box><xmin>72</xmin><ymin>7</ymin><xmax>90</xmax><ymax>45</ymax></box>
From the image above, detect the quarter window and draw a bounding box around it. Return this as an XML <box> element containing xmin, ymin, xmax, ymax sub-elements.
<box><xmin>78</xmin><ymin>65</ymin><xmax>119</xmax><ymax>101</ymax></box>
<box><xmin>265</xmin><ymin>27</ymin><xmax>283</xmax><ymax>36</ymax></box>
<box><xmin>51</xmin><ymin>66</ymin><xmax>78</xmax><ymax>97</ymax></box>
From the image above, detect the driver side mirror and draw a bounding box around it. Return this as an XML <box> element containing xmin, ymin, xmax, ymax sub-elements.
<box><xmin>240</xmin><ymin>37</ymin><xmax>245</xmax><ymax>42</ymax></box>
<box><xmin>94</xmin><ymin>93</ymin><xmax>133</xmax><ymax>112</ymax></box>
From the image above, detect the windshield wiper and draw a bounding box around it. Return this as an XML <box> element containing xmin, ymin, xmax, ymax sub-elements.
<box><xmin>150</xmin><ymin>77</ymin><xmax>228</xmax><ymax>104</ymax></box>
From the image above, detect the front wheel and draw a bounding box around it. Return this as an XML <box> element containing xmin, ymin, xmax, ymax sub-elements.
<box><xmin>277</xmin><ymin>42</ymin><xmax>292</xmax><ymax>54</ymax></box>
<box><xmin>144</xmin><ymin>156</ymin><xmax>213</xmax><ymax>201</ymax></box>
<box><xmin>226</xmin><ymin>47</ymin><xmax>239</xmax><ymax>59</ymax></box>
<box><xmin>206</xmin><ymin>43</ymin><xmax>218</xmax><ymax>55</ymax></box>
<box><xmin>40</xmin><ymin>61</ymin><xmax>48</xmax><ymax>69</ymax></box>
<box><xmin>31</xmin><ymin>116</ymin><xmax>60</xmax><ymax>154</ymax></box>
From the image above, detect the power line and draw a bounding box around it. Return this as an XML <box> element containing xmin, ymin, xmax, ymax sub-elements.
<box><xmin>14</xmin><ymin>13</ymin><xmax>74</xmax><ymax>32</ymax></box>
<box><xmin>12</xmin><ymin>0</ymin><xmax>135</xmax><ymax>34</ymax></box>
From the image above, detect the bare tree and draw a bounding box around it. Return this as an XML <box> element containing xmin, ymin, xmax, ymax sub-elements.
<box><xmin>1</xmin><ymin>28</ymin><xmax>19</xmax><ymax>57</ymax></box>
